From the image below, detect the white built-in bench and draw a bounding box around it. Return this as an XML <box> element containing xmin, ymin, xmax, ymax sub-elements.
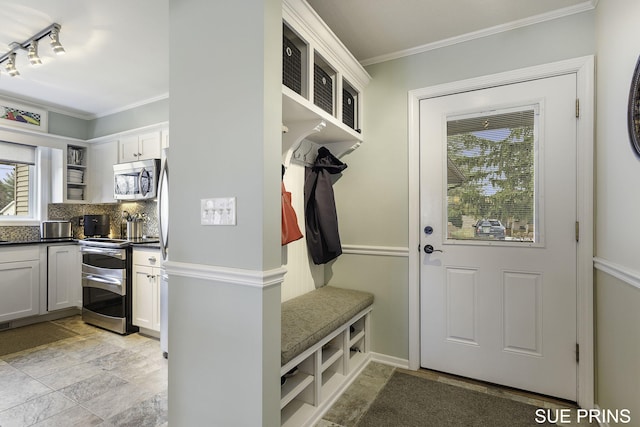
<box><xmin>280</xmin><ymin>286</ymin><xmax>374</xmax><ymax>427</ymax></box>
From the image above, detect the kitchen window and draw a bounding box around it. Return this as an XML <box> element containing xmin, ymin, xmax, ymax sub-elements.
<box><xmin>0</xmin><ymin>141</ymin><xmax>37</xmax><ymax>221</ymax></box>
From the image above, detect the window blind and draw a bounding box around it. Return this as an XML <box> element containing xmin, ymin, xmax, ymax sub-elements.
<box><xmin>0</xmin><ymin>141</ymin><xmax>36</xmax><ymax>165</ymax></box>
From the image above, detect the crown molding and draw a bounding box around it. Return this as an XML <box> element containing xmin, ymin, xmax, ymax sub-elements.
<box><xmin>360</xmin><ymin>0</ymin><xmax>598</xmax><ymax>67</ymax></box>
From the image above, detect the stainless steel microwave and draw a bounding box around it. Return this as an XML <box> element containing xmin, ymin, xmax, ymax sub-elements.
<box><xmin>113</xmin><ymin>159</ymin><xmax>160</xmax><ymax>200</ymax></box>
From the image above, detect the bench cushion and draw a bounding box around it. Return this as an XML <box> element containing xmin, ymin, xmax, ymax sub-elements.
<box><xmin>281</xmin><ymin>286</ymin><xmax>374</xmax><ymax>366</ymax></box>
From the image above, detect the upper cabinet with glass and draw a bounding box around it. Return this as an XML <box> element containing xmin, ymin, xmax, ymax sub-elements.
<box><xmin>282</xmin><ymin>0</ymin><xmax>371</xmax><ymax>162</ymax></box>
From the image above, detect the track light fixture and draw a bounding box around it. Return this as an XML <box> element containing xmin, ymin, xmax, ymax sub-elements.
<box><xmin>49</xmin><ymin>26</ymin><xmax>65</xmax><ymax>55</ymax></box>
<box><xmin>5</xmin><ymin>53</ymin><xmax>19</xmax><ymax>76</ymax></box>
<box><xmin>0</xmin><ymin>23</ymin><xmax>65</xmax><ymax>77</ymax></box>
<box><xmin>27</xmin><ymin>41</ymin><xmax>42</xmax><ymax>65</ymax></box>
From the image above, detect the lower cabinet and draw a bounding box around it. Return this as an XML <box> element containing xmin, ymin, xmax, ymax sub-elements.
<box><xmin>47</xmin><ymin>244</ymin><xmax>81</xmax><ymax>311</ymax></box>
<box><xmin>133</xmin><ymin>248</ymin><xmax>161</xmax><ymax>332</ymax></box>
<box><xmin>0</xmin><ymin>246</ymin><xmax>40</xmax><ymax>323</ymax></box>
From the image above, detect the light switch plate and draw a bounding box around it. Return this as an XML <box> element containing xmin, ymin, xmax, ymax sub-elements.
<box><xmin>201</xmin><ymin>197</ymin><xmax>236</xmax><ymax>225</ymax></box>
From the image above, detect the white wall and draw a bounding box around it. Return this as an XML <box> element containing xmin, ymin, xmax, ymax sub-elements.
<box><xmin>327</xmin><ymin>11</ymin><xmax>595</xmax><ymax>362</ymax></box>
<box><xmin>594</xmin><ymin>0</ymin><xmax>640</xmax><ymax>418</ymax></box>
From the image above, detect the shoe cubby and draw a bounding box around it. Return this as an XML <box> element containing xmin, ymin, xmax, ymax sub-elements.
<box><xmin>280</xmin><ymin>308</ymin><xmax>372</xmax><ymax>427</ymax></box>
<box><xmin>281</xmin><ymin>354</ymin><xmax>316</xmax><ymax>427</ymax></box>
<box><xmin>348</xmin><ymin>315</ymin><xmax>369</xmax><ymax>368</ymax></box>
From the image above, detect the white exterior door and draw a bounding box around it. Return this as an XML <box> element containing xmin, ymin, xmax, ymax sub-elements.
<box><xmin>419</xmin><ymin>74</ymin><xmax>578</xmax><ymax>401</ymax></box>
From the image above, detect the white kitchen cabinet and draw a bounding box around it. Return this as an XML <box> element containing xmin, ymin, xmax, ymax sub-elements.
<box><xmin>132</xmin><ymin>248</ymin><xmax>161</xmax><ymax>332</ymax></box>
<box><xmin>0</xmin><ymin>246</ymin><xmax>40</xmax><ymax>323</ymax></box>
<box><xmin>87</xmin><ymin>139</ymin><xmax>118</xmax><ymax>203</ymax></box>
<box><xmin>47</xmin><ymin>244</ymin><xmax>81</xmax><ymax>311</ymax></box>
<box><xmin>118</xmin><ymin>131</ymin><xmax>162</xmax><ymax>163</ymax></box>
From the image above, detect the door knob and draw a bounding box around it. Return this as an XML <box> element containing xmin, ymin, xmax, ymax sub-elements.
<box><xmin>423</xmin><ymin>244</ymin><xmax>443</xmax><ymax>254</ymax></box>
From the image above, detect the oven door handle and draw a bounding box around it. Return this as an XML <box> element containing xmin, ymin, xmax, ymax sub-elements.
<box><xmin>85</xmin><ymin>274</ymin><xmax>122</xmax><ymax>286</ymax></box>
<box><xmin>79</xmin><ymin>246</ymin><xmax>125</xmax><ymax>259</ymax></box>
<box><xmin>82</xmin><ymin>274</ymin><xmax>125</xmax><ymax>295</ymax></box>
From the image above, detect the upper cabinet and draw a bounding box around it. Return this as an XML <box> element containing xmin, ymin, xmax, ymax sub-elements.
<box><xmin>87</xmin><ymin>139</ymin><xmax>118</xmax><ymax>204</ymax></box>
<box><xmin>118</xmin><ymin>131</ymin><xmax>162</xmax><ymax>163</ymax></box>
<box><xmin>282</xmin><ymin>0</ymin><xmax>371</xmax><ymax>164</ymax></box>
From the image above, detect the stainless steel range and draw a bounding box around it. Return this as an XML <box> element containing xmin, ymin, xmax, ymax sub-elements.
<box><xmin>79</xmin><ymin>238</ymin><xmax>138</xmax><ymax>335</ymax></box>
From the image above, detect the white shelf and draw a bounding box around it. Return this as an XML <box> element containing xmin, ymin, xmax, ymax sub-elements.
<box><xmin>349</xmin><ymin>348</ymin><xmax>367</xmax><ymax>369</ymax></box>
<box><xmin>349</xmin><ymin>329</ymin><xmax>365</xmax><ymax>347</ymax></box>
<box><xmin>281</xmin><ymin>372</ymin><xmax>314</xmax><ymax>410</ymax></box>
<box><xmin>281</xmin><ymin>399</ymin><xmax>316</xmax><ymax>427</ymax></box>
<box><xmin>321</xmin><ymin>369</ymin><xmax>346</xmax><ymax>399</ymax></box>
<box><xmin>282</xmin><ymin>87</ymin><xmax>362</xmax><ymax>144</ymax></box>
<box><xmin>321</xmin><ymin>347</ymin><xmax>344</xmax><ymax>372</ymax></box>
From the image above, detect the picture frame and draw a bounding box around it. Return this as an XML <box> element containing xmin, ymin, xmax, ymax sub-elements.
<box><xmin>0</xmin><ymin>98</ymin><xmax>48</xmax><ymax>132</ymax></box>
<box><xmin>627</xmin><ymin>55</ymin><xmax>640</xmax><ymax>157</ymax></box>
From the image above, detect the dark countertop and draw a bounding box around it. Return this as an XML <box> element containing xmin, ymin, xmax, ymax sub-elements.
<box><xmin>0</xmin><ymin>238</ymin><xmax>77</xmax><ymax>246</ymax></box>
<box><xmin>0</xmin><ymin>237</ymin><xmax>160</xmax><ymax>248</ymax></box>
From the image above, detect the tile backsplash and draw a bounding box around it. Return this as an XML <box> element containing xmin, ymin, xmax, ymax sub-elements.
<box><xmin>0</xmin><ymin>201</ymin><xmax>159</xmax><ymax>241</ymax></box>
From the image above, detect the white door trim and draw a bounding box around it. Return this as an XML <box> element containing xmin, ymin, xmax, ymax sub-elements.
<box><xmin>407</xmin><ymin>56</ymin><xmax>594</xmax><ymax>408</ymax></box>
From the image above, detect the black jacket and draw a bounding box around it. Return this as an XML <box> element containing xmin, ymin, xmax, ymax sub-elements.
<box><xmin>304</xmin><ymin>147</ymin><xmax>347</xmax><ymax>264</ymax></box>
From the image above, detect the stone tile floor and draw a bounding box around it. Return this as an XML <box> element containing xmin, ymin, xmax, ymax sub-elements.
<box><xmin>0</xmin><ymin>316</ymin><xmax>595</xmax><ymax>427</ymax></box>
<box><xmin>0</xmin><ymin>316</ymin><xmax>167</xmax><ymax>427</ymax></box>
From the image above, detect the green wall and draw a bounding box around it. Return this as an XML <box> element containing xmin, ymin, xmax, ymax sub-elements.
<box><xmin>327</xmin><ymin>10</ymin><xmax>595</xmax><ymax>361</ymax></box>
<box><xmin>594</xmin><ymin>0</ymin><xmax>640</xmax><ymax>418</ymax></box>
<box><xmin>45</xmin><ymin>98</ymin><xmax>169</xmax><ymax>141</ymax></box>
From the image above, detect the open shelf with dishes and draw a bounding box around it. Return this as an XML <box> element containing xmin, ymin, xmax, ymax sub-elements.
<box><xmin>52</xmin><ymin>143</ymin><xmax>89</xmax><ymax>203</ymax></box>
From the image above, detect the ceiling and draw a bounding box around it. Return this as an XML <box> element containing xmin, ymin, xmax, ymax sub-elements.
<box><xmin>0</xmin><ymin>0</ymin><xmax>595</xmax><ymax>120</ymax></box>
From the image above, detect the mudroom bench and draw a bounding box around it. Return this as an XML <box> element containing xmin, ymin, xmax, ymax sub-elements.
<box><xmin>280</xmin><ymin>286</ymin><xmax>374</xmax><ymax>427</ymax></box>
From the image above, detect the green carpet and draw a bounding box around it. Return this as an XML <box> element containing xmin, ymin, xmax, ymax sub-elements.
<box><xmin>0</xmin><ymin>322</ymin><xmax>78</xmax><ymax>357</ymax></box>
<box><xmin>355</xmin><ymin>371</ymin><xmax>555</xmax><ymax>427</ymax></box>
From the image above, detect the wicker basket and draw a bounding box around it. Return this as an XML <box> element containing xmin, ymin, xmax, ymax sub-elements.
<box><xmin>283</xmin><ymin>35</ymin><xmax>302</xmax><ymax>95</ymax></box>
<box><xmin>343</xmin><ymin>89</ymin><xmax>355</xmax><ymax>129</ymax></box>
<box><xmin>314</xmin><ymin>64</ymin><xmax>333</xmax><ymax>114</ymax></box>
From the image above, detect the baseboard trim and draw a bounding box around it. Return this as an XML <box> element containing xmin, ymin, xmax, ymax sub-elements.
<box><xmin>593</xmin><ymin>257</ymin><xmax>640</xmax><ymax>291</ymax></box>
<box><xmin>163</xmin><ymin>261</ymin><xmax>287</xmax><ymax>289</ymax></box>
<box><xmin>370</xmin><ymin>352</ymin><xmax>411</xmax><ymax>369</ymax></box>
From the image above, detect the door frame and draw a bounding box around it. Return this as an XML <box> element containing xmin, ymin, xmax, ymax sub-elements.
<box><xmin>407</xmin><ymin>56</ymin><xmax>594</xmax><ymax>408</ymax></box>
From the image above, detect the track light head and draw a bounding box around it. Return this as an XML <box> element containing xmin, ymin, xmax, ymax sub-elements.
<box><xmin>49</xmin><ymin>26</ymin><xmax>65</xmax><ymax>55</ymax></box>
<box><xmin>27</xmin><ymin>41</ymin><xmax>42</xmax><ymax>65</ymax></box>
<box><xmin>6</xmin><ymin>53</ymin><xmax>19</xmax><ymax>76</ymax></box>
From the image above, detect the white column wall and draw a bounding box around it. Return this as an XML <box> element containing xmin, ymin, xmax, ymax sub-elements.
<box><xmin>168</xmin><ymin>0</ymin><xmax>282</xmax><ymax>425</ymax></box>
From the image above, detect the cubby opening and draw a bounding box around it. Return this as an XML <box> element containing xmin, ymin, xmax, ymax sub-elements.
<box><xmin>313</xmin><ymin>53</ymin><xmax>336</xmax><ymax>116</ymax></box>
<box><xmin>283</xmin><ymin>23</ymin><xmax>308</xmax><ymax>98</ymax></box>
<box><xmin>342</xmin><ymin>79</ymin><xmax>359</xmax><ymax>131</ymax></box>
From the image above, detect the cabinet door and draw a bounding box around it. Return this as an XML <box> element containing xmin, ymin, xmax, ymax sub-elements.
<box><xmin>88</xmin><ymin>140</ymin><xmax>118</xmax><ymax>203</ymax></box>
<box><xmin>118</xmin><ymin>135</ymin><xmax>141</xmax><ymax>163</ymax></box>
<box><xmin>133</xmin><ymin>264</ymin><xmax>155</xmax><ymax>329</ymax></box>
<box><xmin>0</xmin><ymin>260</ymin><xmax>40</xmax><ymax>322</ymax></box>
<box><xmin>139</xmin><ymin>132</ymin><xmax>162</xmax><ymax>160</ymax></box>
<box><xmin>47</xmin><ymin>245</ymin><xmax>81</xmax><ymax>311</ymax></box>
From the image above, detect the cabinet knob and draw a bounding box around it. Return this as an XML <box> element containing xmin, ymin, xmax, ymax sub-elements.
<box><xmin>148</xmin><ymin>256</ymin><xmax>156</xmax><ymax>263</ymax></box>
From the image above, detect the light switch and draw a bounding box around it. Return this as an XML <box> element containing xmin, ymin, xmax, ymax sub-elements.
<box><xmin>201</xmin><ymin>197</ymin><xmax>236</xmax><ymax>226</ymax></box>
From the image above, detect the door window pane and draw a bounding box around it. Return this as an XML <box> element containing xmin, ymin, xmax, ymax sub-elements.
<box><xmin>446</xmin><ymin>107</ymin><xmax>537</xmax><ymax>242</ymax></box>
